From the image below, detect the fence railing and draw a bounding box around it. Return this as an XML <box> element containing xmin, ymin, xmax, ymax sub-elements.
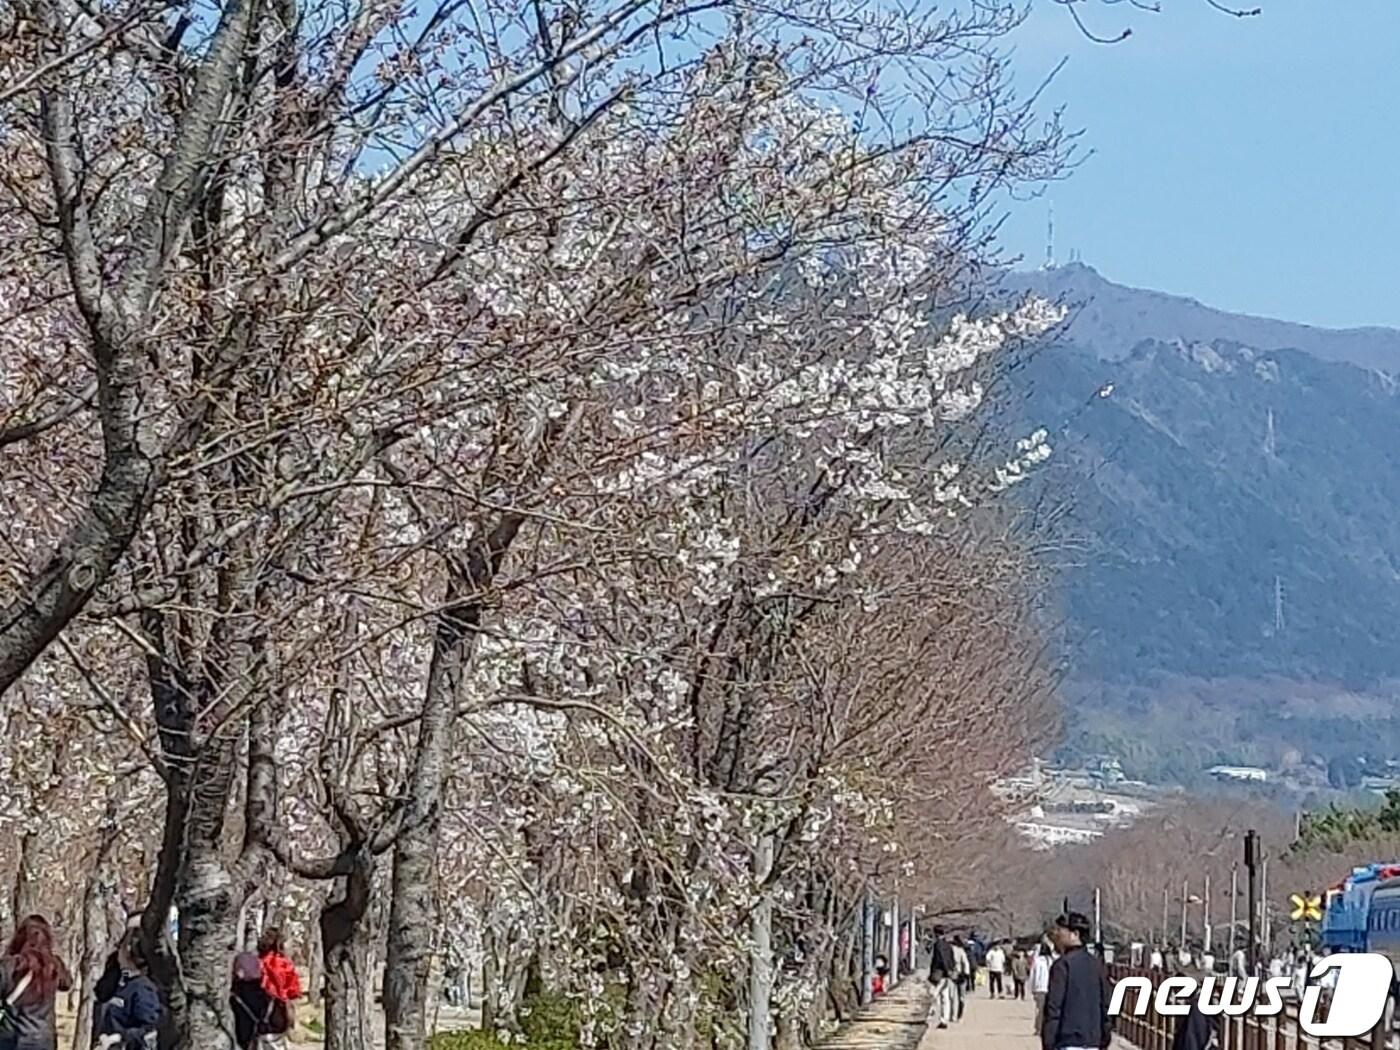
<box><xmin>1105</xmin><ymin>964</ymin><xmax>1389</xmax><ymax>1050</ymax></box>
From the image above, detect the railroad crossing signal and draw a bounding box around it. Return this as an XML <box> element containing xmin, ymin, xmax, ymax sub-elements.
<box><xmin>1289</xmin><ymin>893</ymin><xmax>1323</xmax><ymax>922</ymax></box>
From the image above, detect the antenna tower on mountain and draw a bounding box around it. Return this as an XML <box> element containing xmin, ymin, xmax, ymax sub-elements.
<box><xmin>1274</xmin><ymin>575</ymin><xmax>1286</xmax><ymax>633</ymax></box>
<box><xmin>1264</xmin><ymin>407</ymin><xmax>1277</xmax><ymax>457</ymax></box>
<box><xmin>1044</xmin><ymin>204</ymin><xmax>1056</xmax><ymax>270</ymax></box>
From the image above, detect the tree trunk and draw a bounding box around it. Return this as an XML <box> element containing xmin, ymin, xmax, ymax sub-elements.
<box><xmin>12</xmin><ymin>830</ymin><xmax>41</xmax><ymax>921</ymax></box>
<box><xmin>306</xmin><ymin>894</ymin><xmax>325</xmax><ymax>1007</ymax></box>
<box><xmin>480</xmin><ymin>925</ymin><xmax>499</xmax><ymax>1033</ymax></box>
<box><xmin>72</xmin><ymin>820</ymin><xmax>121</xmax><ymax>1050</ymax></box>
<box><xmin>175</xmin><ymin>838</ymin><xmax>240</xmax><ymax>1050</ymax></box>
<box><xmin>322</xmin><ymin>858</ymin><xmax>375</xmax><ymax>1050</ymax></box>
<box><xmin>748</xmin><ymin>834</ymin><xmax>775</xmax><ymax>1050</ymax></box>
<box><xmin>383</xmin><ymin>512</ymin><xmax>523</xmax><ymax>1050</ymax></box>
<box><xmin>382</xmin><ymin>594</ymin><xmax>479</xmax><ymax>1050</ymax></box>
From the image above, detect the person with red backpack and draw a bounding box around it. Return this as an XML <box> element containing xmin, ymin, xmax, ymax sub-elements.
<box><xmin>257</xmin><ymin>929</ymin><xmax>301</xmax><ymax>1047</ymax></box>
<box><xmin>230</xmin><ymin>951</ymin><xmax>267</xmax><ymax>1050</ymax></box>
<box><xmin>230</xmin><ymin>929</ymin><xmax>301</xmax><ymax>1049</ymax></box>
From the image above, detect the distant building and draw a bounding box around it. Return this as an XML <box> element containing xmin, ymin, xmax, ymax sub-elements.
<box><xmin>1016</xmin><ymin>822</ymin><xmax>1103</xmax><ymax>849</ymax></box>
<box><xmin>1208</xmin><ymin>765</ymin><xmax>1269</xmax><ymax>783</ymax></box>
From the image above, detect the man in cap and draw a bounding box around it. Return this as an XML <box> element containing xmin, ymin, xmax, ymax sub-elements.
<box><xmin>1041</xmin><ymin>911</ymin><xmax>1112</xmax><ymax>1050</ymax></box>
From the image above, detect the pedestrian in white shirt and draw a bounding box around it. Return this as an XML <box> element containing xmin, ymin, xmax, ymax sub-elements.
<box><xmin>985</xmin><ymin>942</ymin><xmax>1007</xmax><ymax>998</ymax></box>
<box><xmin>1149</xmin><ymin>947</ymin><xmax>1164</xmax><ymax>971</ymax></box>
<box><xmin>1030</xmin><ymin>939</ymin><xmax>1055</xmax><ymax>1035</ymax></box>
<box><xmin>952</xmin><ymin>939</ymin><xmax>971</xmax><ymax>1020</ymax></box>
<box><xmin>1230</xmin><ymin>947</ymin><xmax>1248</xmax><ymax>979</ymax></box>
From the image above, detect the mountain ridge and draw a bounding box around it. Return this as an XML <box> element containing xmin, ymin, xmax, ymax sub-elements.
<box><xmin>1004</xmin><ymin>262</ymin><xmax>1400</xmax><ymax>373</ymax></box>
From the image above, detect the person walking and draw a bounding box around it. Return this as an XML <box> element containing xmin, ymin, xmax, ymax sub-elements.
<box><xmin>0</xmin><ymin>914</ymin><xmax>73</xmax><ymax>1050</ymax></box>
<box><xmin>94</xmin><ymin>929</ymin><xmax>161</xmax><ymax>1050</ymax></box>
<box><xmin>1170</xmin><ymin>962</ymin><xmax>1218</xmax><ymax>1050</ymax></box>
<box><xmin>1031</xmin><ymin>938</ymin><xmax>1055</xmax><ymax>1035</ymax></box>
<box><xmin>927</xmin><ymin>926</ymin><xmax>958</xmax><ymax>1030</ymax></box>
<box><xmin>1150</xmin><ymin>946</ymin><xmax>1164</xmax><ymax>972</ymax></box>
<box><xmin>986</xmin><ymin>941</ymin><xmax>1006</xmax><ymax>998</ymax></box>
<box><xmin>254</xmin><ymin>928</ymin><xmax>301</xmax><ymax>1049</ymax></box>
<box><xmin>90</xmin><ymin>916</ymin><xmax>143</xmax><ymax>1049</ymax></box>
<box><xmin>1229</xmin><ymin>945</ymin><xmax>1248</xmax><ymax>979</ymax></box>
<box><xmin>1041</xmin><ymin>912</ymin><xmax>1112</xmax><ymax>1050</ymax></box>
<box><xmin>952</xmin><ymin>936</ymin><xmax>971</xmax><ymax>1019</ymax></box>
<box><xmin>230</xmin><ymin>950</ymin><xmax>268</xmax><ymax>1050</ymax></box>
<box><xmin>1011</xmin><ymin>948</ymin><xmax>1030</xmax><ymax>1000</ymax></box>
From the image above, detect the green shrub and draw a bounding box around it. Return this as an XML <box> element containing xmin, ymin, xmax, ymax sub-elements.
<box><xmin>428</xmin><ymin>1033</ymin><xmax>507</xmax><ymax>1050</ymax></box>
<box><xmin>427</xmin><ymin>1030</ymin><xmax>576</xmax><ymax>1050</ymax></box>
<box><xmin>427</xmin><ymin>990</ymin><xmax>580</xmax><ymax>1050</ymax></box>
<box><xmin>519</xmin><ymin>991</ymin><xmax>579</xmax><ymax>1047</ymax></box>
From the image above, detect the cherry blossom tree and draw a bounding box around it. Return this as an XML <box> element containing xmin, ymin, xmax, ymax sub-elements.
<box><xmin>1</xmin><ymin>0</ymin><xmax>1094</xmax><ymax>1048</ymax></box>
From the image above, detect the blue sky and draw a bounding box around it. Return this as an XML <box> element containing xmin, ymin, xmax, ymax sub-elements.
<box><xmin>998</xmin><ymin>1</ymin><xmax>1400</xmax><ymax>329</ymax></box>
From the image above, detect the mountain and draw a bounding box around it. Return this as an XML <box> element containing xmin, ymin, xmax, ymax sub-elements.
<box><xmin>1007</xmin><ymin>262</ymin><xmax>1400</xmax><ymax>374</ymax></box>
<box><xmin>1000</xmin><ymin>265</ymin><xmax>1400</xmax><ymax>779</ymax></box>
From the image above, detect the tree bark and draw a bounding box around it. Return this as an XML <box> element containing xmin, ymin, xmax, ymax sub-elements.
<box><xmin>747</xmin><ymin>834</ymin><xmax>775</xmax><ymax>1050</ymax></box>
<box><xmin>72</xmin><ymin>814</ymin><xmax>121</xmax><ymax>1050</ymax></box>
<box><xmin>11</xmin><ymin>831</ymin><xmax>41</xmax><ymax>921</ymax></box>
<box><xmin>481</xmin><ymin>925</ymin><xmax>499</xmax><ymax>1033</ymax></box>
<box><xmin>383</xmin><ymin>514</ymin><xmax>523</xmax><ymax>1050</ymax></box>
<box><xmin>382</xmin><ymin>616</ymin><xmax>460</xmax><ymax>1050</ymax></box>
<box><xmin>322</xmin><ymin>857</ymin><xmax>375</xmax><ymax>1050</ymax></box>
<box><xmin>0</xmin><ymin>0</ymin><xmax>259</xmax><ymax>699</ymax></box>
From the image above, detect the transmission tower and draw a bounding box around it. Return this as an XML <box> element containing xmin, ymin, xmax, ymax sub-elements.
<box><xmin>1274</xmin><ymin>575</ymin><xmax>1285</xmax><ymax>633</ymax></box>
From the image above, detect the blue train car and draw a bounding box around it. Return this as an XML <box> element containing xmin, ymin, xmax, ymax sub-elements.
<box><xmin>1321</xmin><ymin>863</ymin><xmax>1400</xmax><ymax>953</ymax></box>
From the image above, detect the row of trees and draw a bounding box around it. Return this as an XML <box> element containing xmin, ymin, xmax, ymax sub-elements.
<box><xmin>1016</xmin><ymin>793</ymin><xmax>1400</xmax><ymax>954</ymax></box>
<box><xmin>0</xmin><ymin>0</ymin><xmax>1247</xmax><ymax>1047</ymax></box>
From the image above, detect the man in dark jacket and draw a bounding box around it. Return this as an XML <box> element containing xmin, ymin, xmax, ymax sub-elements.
<box><xmin>927</xmin><ymin>926</ymin><xmax>958</xmax><ymax>1029</ymax></box>
<box><xmin>1170</xmin><ymin>993</ymin><xmax>1217</xmax><ymax>1050</ymax></box>
<box><xmin>1042</xmin><ymin>912</ymin><xmax>1112</xmax><ymax>1050</ymax></box>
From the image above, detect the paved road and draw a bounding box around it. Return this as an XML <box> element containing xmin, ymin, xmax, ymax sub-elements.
<box><xmin>917</xmin><ymin>992</ymin><xmax>1039</xmax><ymax>1050</ymax></box>
<box><xmin>918</xmin><ymin>991</ymin><xmax>1141</xmax><ymax>1050</ymax></box>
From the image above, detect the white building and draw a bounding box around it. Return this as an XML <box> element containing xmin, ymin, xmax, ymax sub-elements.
<box><xmin>1015</xmin><ymin>821</ymin><xmax>1103</xmax><ymax>849</ymax></box>
<box><xmin>1208</xmin><ymin>765</ymin><xmax>1268</xmax><ymax>783</ymax></box>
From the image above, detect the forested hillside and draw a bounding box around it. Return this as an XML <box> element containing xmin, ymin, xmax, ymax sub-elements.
<box><xmin>1004</xmin><ymin>265</ymin><xmax>1400</xmax><ymax>780</ymax></box>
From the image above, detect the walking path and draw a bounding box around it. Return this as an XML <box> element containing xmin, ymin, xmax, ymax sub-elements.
<box><xmin>916</xmin><ymin>991</ymin><xmax>1039</xmax><ymax>1050</ymax></box>
<box><xmin>917</xmin><ymin>991</ymin><xmax>1138</xmax><ymax>1050</ymax></box>
<box><xmin>816</xmin><ymin>979</ymin><xmax>932</xmax><ymax>1049</ymax></box>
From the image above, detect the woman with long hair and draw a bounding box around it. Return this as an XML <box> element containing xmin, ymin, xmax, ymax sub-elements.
<box><xmin>0</xmin><ymin>915</ymin><xmax>73</xmax><ymax>1050</ymax></box>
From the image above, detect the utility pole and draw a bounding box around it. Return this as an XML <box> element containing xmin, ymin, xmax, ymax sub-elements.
<box><xmin>910</xmin><ymin>910</ymin><xmax>918</xmax><ymax>973</ymax></box>
<box><xmin>1094</xmin><ymin>887</ymin><xmax>1102</xmax><ymax>948</ymax></box>
<box><xmin>1204</xmin><ymin>874</ymin><xmax>1212</xmax><ymax>953</ymax></box>
<box><xmin>860</xmin><ymin>892</ymin><xmax>875</xmax><ymax>1006</ymax></box>
<box><xmin>1245</xmin><ymin>830</ymin><xmax>1260</xmax><ymax>972</ymax></box>
<box><xmin>1162</xmin><ymin>887</ymin><xmax>1170</xmax><ymax>947</ymax></box>
<box><xmin>891</xmin><ymin>899</ymin><xmax>900</xmax><ymax>985</ymax></box>
<box><xmin>1229</xmin><ymin>865</ymin><xmax>1239</xmax><ymax>954</ymax></box>
<box><xmin>1180</xmin><ymin>879</ymin><xmax>1188</xmax><ymax>948</ymax></box>
<box><xmin>1261</xmin><ymin>859</ymin><xmax>1270</xmax><ymax>954</ymax></box>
